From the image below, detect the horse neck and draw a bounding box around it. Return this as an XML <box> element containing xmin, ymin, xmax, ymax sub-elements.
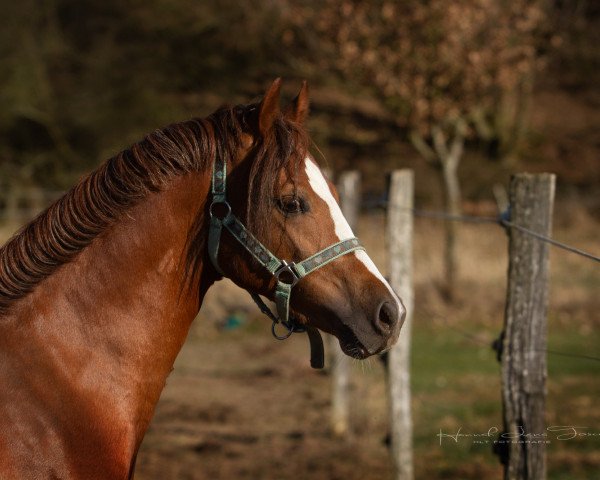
<box><xmin>7</xmin><ymin>172</ymin><xmax>214</xmax><ymax>445</ymax></box>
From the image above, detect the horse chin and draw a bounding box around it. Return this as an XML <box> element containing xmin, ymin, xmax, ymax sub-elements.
<box><xmin>337</xmin><ymin>316</ymin><xmax>402</xmax><ymax>360</ymax></box>
<box><xmin>290</xmin><ymin>309</ymin><xmax>399</xmax><ymax>360</ymax></box>
<box><xmin>291</xmin><ymin>309</ymin><xmax>377</xmax><ymax>360</ymax></box>
<box><xmin>339</xmin><ymin>336</ymin><xmax>371</xmax><ymax>359</ymax></box>
<box><xmin>337</xmin><ymin>325</ymin><xmax>388</xmax><ymax>359</ymax></box>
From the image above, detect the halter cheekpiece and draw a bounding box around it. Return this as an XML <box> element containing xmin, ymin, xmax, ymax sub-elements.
<box><xmin>207</xmin><ymin>152</ymin><xmax>364</xmax><ymax>369</ymax></box>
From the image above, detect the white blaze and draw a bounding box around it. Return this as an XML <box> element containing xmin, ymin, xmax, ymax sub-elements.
<box><xmin>304</xmin><ymin>158</ymin><xmax>403</xmax><ymax>312</ymax></box>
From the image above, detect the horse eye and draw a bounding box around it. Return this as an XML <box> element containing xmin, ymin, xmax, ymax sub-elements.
<box><xmin>277</xmin><ymin>195</ymin><xmax>307</xmax><ymax>215</ymax></box>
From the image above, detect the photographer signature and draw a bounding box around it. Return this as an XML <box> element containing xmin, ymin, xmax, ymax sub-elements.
<box><xmin>437</xmin><ymin>426</ymin><xmax>600</xmax><ymax>445</ymax></box>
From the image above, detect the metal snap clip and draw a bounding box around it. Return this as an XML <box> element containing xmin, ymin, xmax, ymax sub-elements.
<box><xmin>271</xmin><ymin>320</ymin><xmax>294</xmax><ymax>340</ymax></box>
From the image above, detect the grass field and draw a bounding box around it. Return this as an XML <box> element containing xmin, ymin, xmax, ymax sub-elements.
<box><xmin>410</xmin><ymin>321</ymin><xmax>600</xmax><ymax>479</ymax></box>
<box><xmin>1</xmin><ymin>204</ymin><xmax>598</xmax><ymax>479</ymax></box>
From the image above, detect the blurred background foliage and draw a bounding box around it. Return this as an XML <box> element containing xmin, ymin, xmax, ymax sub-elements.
<box><xmin>0</xmin><ymin>0</ymin><xmax>598</xmax><ymax>211</ymax></box>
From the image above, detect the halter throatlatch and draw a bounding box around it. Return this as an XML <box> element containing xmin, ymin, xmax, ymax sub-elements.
<box><xmin>207</xmin><ymin>153</ymin><xmax>364</xmax><ymax>369</ymax></box>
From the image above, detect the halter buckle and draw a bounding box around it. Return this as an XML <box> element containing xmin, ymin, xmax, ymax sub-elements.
<box><xmin>209</xmin><ymin>200</ymin><xmax>232</xmax><ymax>220</ymax></box>
<box><xmin>274</xmin><ymin>260</ymin><xmax>300</xmax><ymax>287</ymax></box>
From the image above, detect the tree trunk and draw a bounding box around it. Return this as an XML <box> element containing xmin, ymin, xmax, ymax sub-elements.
<box><xmin>441</xmin><ymin>159</ymin><xmax>461</xmax><ymax>301</ymax></box>
<box><xmin>432</xmin><ymin>120</ymin><xmax>466</xmax><ymax>302</ymax></box>
<box><xmin>496</xmin><ymin>70</ymin><xmax>534</xmax><ymax>168</ymax></box>
<box><xmin>410</xmin><ymin>120</ymin><xmax>465</xmax><ymax>302</ymax></box>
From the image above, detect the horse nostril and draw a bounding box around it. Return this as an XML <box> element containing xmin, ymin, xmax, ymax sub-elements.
<box><xmin>376</xmin><ymin>301</ymin><xmax>398</xmax><ymax>334</ymax></box>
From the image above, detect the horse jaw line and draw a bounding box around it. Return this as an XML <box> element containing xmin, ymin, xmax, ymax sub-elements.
<box><xmin>303</xmin><ymin>158</ymin><xmax>403</xmax><ymax>310</ymax></box>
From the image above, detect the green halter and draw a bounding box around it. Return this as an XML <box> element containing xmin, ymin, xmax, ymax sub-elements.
<box><xmin>207</xmin><ymin>153</ymin><xmax>364</xmax><ymax>368</ymax></box>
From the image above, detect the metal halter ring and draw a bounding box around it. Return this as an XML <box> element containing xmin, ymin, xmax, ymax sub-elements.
<box><xmin>271</xmin><ymin>320</ymin><xmax>295</xmax><ymax>340</ymax></box>
<box><xmin>209</xmin><ymin>201</ymin><xmax>232</xmax><ymax>220</ymax></box>
<box><xmin>274</xmin><ymin>260</ymin><xmax>300</xmax><ymax>287</ymax></box>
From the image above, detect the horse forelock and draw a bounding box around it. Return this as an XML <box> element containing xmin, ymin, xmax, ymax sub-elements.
<box><xmin>183</xmin><ymin>105</ymin><xmax>310</xmax><ymax>284</ymax></box>
<box><xmin>246</xmin><ymin>116</ymin><xmax>309</xmax><ymax>237</ymax></box>
<box><xmin>0</xmin><ymin>103</ymin><xmax>310</xmax><ymax>314</ymax></box>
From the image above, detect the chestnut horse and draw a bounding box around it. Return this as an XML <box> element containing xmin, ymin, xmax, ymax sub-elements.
<box><xmin>0</xmin><ymin>79</ymin><xmax>404</xmax><ymax>479</ymax></box>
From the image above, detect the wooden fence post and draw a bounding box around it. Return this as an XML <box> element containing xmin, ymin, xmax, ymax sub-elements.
<box><xmin>500</xmin><ymin>173</ymin><xmax>555</xmax><ymax>480</ymax></box>
<box><xmin>386</xmin><ymin>170</ymin><xmax>414</xmax><ymax>480</ymax></box>
<box><xmin>330</xmin><ymin>170</ymin><xmax>361</xmax><ymax>437</ymax></box>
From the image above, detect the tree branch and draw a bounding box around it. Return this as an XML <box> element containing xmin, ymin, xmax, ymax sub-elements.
<box><xmin>431</xmin><ymin>124</ymin><xmax>449</xmax><ymax>163</ymax></box>
<box><xmin>409</xmin><ymin>130</ymin><xmax>437</xmax><ymax>165</ymax></box>
<box><xmin>447</xmin><ymin>117</ymin><xmax>467</xmax><ymax>170</ymax></box>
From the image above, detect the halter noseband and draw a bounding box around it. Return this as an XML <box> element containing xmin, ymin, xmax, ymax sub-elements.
<box><xmin>207</xmin><ymin>153</ymin><xmax>364</xmax><ymax>369</ymax></box>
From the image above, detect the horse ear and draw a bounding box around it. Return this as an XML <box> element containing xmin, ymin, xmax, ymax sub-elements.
<box><xmin>284</xmin><ymin>80</ymin><xmax>309</xmax><ymax>124</ymax></box>
<box><xmin>258</xmin><ymin>78</ymin><xmax>282</xmax><ymax>136</ymax></box>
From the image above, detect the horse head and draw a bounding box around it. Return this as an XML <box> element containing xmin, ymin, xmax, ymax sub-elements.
<box><xmin>206</xmin><ymin>79</ymin><xmax>405</xmax><ymax>359</ymax></box>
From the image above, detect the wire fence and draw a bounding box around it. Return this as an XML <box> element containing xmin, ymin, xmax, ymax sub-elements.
<box><xmin>366</xmin><ymin>198</ymin><xmax>600</xmax><ymax>264</ymax></box>
<box><xmin>424</xmin><ymin>306</ymin><xmax>600</xmax><ymax>364</ymax></box>
<box><xmin>371</xmin><ymin>199</ymin><xmax>600</xmax><ymax>366</ymax></box>
<box><xmin>500</xmin><ymin>217</ymin><xmax>600</xmax><ymax>263</ymax></box>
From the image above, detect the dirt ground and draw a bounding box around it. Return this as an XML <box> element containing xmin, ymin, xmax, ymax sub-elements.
<box><xmin>135</xmin><ymin>318</ymin><xmax>395</xmax><ymax>480</ymax></box>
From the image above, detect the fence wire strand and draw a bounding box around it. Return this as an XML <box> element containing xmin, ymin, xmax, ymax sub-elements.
<box><xmin>426</xmin><ymin>308</ymin><xmax>600</xmax><ymax>364</ymax></box>
<box><xmin>377</xmin><ymin>201</ymin><xmax>600</xmax><ymax>264</ymax></box>
<box><xmin>500</xmin><ymin>219</ymin><xmax>600</xmax><ymax>263</ymax></box>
